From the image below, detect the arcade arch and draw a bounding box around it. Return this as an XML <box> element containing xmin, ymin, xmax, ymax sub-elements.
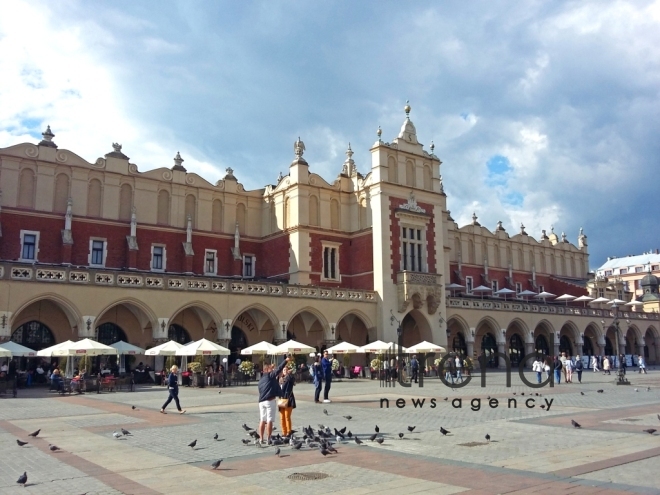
<box><xmin>400</xmin><ymin>309</ymin><xmax>432</xmax><ymax>348</ymax></box>
<box><xmin>96</xmin><ymin>299</ymin><xmax>157</xmax><ymax>346</ymax></box>
<box><xmin>11</xmin><ymin>295</ymin><xmax>81</xmax><ymax>345</ymax></box>
<box><xmin>287</xmin><ymin>308</ymin><xmax>329</xmax><ymax>351</ymax></box>
<box><xmin>505</xmin><ymin>319</ymin><xmax>528</xmax><ymax>367</ymax></box>
<box><xmin>475</xmin><ymin>316</ymin><xmax>500</xmax><ymax>368</ymax></box>
<box><xmin>644</xmin><ymin>326</ymin><xmax>658</xmax><ymax>364</ymax></box>
<box><xmin>169</xmin><ymin>302</ymin><xmax>222</xmax><ymax>342</ymax></box>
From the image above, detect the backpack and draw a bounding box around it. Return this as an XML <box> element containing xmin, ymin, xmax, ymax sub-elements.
<box><xmin>575</xmin><ymin>360</ymin><xmax>583</xmax><ymax>371</ymax></box>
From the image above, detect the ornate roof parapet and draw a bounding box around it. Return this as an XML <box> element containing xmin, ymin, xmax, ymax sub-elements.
<box><xmin>341</xmin><ymin>143</ymin><xmax>356</xmax><ymax>177</ymax></box>
<box><xmin>39</xmin><ymin>125</ymin><xmax>57</xmax><ymax>148</ymax></box>
<box><xmin>105</xmin><ymin>143</ymin><xmax>129</xmax><ymax>160</ymax></box>
<box><xmin>172</xmin><ymin>152</ymin><xmax>187</xmax><ymax>172</ymax></box>
<box><xmin>398</xmin><ymin>191</ymin><xmax>426</xmax><ymax>214</ymax></box>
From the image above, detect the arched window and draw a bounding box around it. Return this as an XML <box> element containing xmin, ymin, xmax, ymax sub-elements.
<box><xmin>330</xmin><ymin>199</ymin><xmax>340</xmax><ymax>230</ymax></box>
<box><xmin>452</xmin><ymin>333</ymin><xmax>467</xmax><ymax>355</ymax></box>
<box><xmin>157</xmin><ymin>190</ymin><xmax>170</xmax><ymax>225</ymax></box>
<box><xmin>359</xmin><ymin>198</ymin><xmax>368</xmax><ymax>229</ymax></box>
<box><xmin>212</xmin><ymin>199</ymin><xmax>223</xmax><ymax>232</ymax></box>
<box><xmin>387</xmin><ymin>156</ymin><xmax>398</xmax><ymax>183</ymax></box>
<box><xmin>423</xmin><ymin>164</ymin><xmax>432</xmax><ymax>190</ymax></box>
<box><xmin>604</xmin><ymin>337</ymin><xmax>613</xmax><ymax>356</ymax></box>
<box><xmin>535</xmin><ymin>335</ymin><xmax>549</xmax><ymax>355</ymax></box>
<box><xmin>96</xmin><ymin>322</ymin><xmax>127</xmax><ymax>345</ymax></box>
<box><xmin>481</xmin><ymin>333</ymin><xmax>498</xmax><ymax>368</ymax></box>
<box><xmin>118</xmin><ymin>184</ymin><xmax>133</xmax><ymax>221</ymax></box>
<box><xmin>406</xmin><ymin>160</ymin><xmax>415</xmax><ymax>187</ymax></box>
<box><xmin>582</xmin><ymin>336</ymin><xmax>594</xmax><ymax>356</ymax></box>
<box><xmin>87</xmin><ymin>179</ymin><xmax>103</xmax><ymax>217</ymax></box>
<box><xmin>509</xmin><ymin>334</ymin><xmax>525</xmax><ymax>367</ymax></box>
<box><xmin>11</xmin><ymin>321</ymin><xmax>55</xmax><ymax>351</ymax></box>
<box><xmin>309</xmin><ymin>195</ymin><xmax>319</xmax><ymax>227</ymax></box>
<box><xmin>185</xmin><ymin>194</ymin><xmax>196</xmax><ymax>227</ymax></box>
<box><xmin>18</xmin><ymin>169</ymin><xmax>36</xmax><ymax>209</ymax></box>
<box><xmin>229</xmin><ymin>326</ymin><xmax>249</xmax><ymax>364</ymax></box>
<box><xmin>53</xmin><ymin>173</ymin><xmax>69</xmax><ymax>213</ymax></box>
<box><xmin>169</xmin><ymin>324</ymin><xmax>191</xmax><ymax>345</ymax></box>
<box><xmin>559</xmin><ymin>335</ymin><xmax>573</xmax><ymax>356</ymax></box>
<box><xmin>236</xmin><ymin>203</ymin><xmax>246</xmax><ymax>235</ymax></box>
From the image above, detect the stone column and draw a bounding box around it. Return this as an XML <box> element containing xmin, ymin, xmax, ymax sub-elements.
<box><xmin>636</xmin><ymin>344</ymin><xmax>645</xmax><ymax>361</ymax></box>
<box><xmin>553</xmin><ymin>341</ymin><xmax>560</xmax><ymax>358</ymax></box>
<box><xmin>497</xmin><ymin>342</ymin><xmax>506</xmax><ymax>369</ymax></box>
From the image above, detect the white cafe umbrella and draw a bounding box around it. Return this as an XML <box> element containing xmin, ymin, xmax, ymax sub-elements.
<box><xmin>589</xmin><ymin>297</ymin><xmax>611</xmax><ymax>304</ymax></box>
<box><xmin>607</xmin><ymin>299</ymin><xmax>626</xmax><ymax>305</ymax></box>
<box><xmin>445</xmin><ymin>283</ymin><xmax>465</xmax><ymax>296</ymax></box>
<box><xmin>555</xmin><ymin>294</ymin><xmax>577</xmax><ymax>306</ymax></box>
<box><xmin>0</xmin><ymin>341</ymin><xmax>37</xmax><ymax>357</ymax></box>
<box><xmin>472</xmin><ymin>285</ymin><xmax>492</xmax><ymax>300</ymax></box>
<box><xmin>270</xmin><ymin>340</ymin><xmax>315</xmax><ymax>355</ymax></box>
<box><xmin>241</xmin><ymin>341</ymin><xmax>277</xmax><ymax>355</ymax></box>
<box><xmin>518</xmin><ymin>290</ymin><xmax>538</xmax><ymax>300</ymax></box>
<box><xmin>145</xmin><ymin>340</ymin><xmax>184</xmax><ymax>356</ymax></box>
<box><xmin>360</xmin><ymin>340</ymin><xmax>393</xmax><ymax>353</ymax></box>
<box><xmin>176</xmin><ymin>338</ymin><xmax>230</xmax><ymax>356</ymax></box>
<box><xmin>326</xmin><ymin>342</ymin><xmax>364</xmax><ymax>354</ymax></box>
<box><xmin>52</xmin><ymin>339</ymin><xmax>118</xmax><ymax>357</ymax></box>
<box><xmin>0</xmin><ymin>347</ymin><xmax>11</xmax><ymax>358</ymax></box>
<box><xmin>494</xmin><ymin>288</ymin><xmax>516</xmax><ymax>300</ymax></box>
<box><xmin>535</xmin><ymin>291</ymin><xmax>556</xmax><ymax>303</ymax></box>
<box><xmin>110</xmin><ymin>341</ymin><xmax>146</xmax><ymax>374</ymax></box>
<box><xmin>625</xmin><ymin>300</ymin><xmax>644</xmax><ymax>307</ymax></box>
<box><xmin>574</xmin><ymin>295</ymin><xmax>594</xmax><ymax>307</ymax></box>
<box><xmin>37</xmin><ymin>340</ymin><xmax>75</xmax><ymax>357</ymax></box>
<box><xmin>405</xmin><ymin>341</ymin><xmax>447</xmax><ymax>354</ymax></box>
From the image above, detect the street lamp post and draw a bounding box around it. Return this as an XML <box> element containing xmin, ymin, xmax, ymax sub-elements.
<box><xmin>601</xmin><ymin>303</ymin><xmax>629</xmax><ymax>386</ymax></box>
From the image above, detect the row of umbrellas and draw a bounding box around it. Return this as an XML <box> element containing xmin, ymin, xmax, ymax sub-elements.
<box><xmin>446</xmin><ymin>283</ymin><xmax>642</xmax><ymax>307</ymax></box>
<box><xmin>239</xmin><ymin>339</ymin><xmax>446</xmax><ymax>355</ymax></box>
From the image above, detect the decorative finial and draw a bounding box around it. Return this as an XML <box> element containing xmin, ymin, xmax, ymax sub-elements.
<box><xmin>561</xmin><ymin>231</ymin><xmax>567</xmax><ymax>242</ymax></box>
<box><xmin>430</xmin><ymin>141</ymin><xmax>435</xmax><ymax>154</ymax></box>
<box><xmin>550</xmin><ymin>225</ymin><xmax>554</xmax><ymax>234</ymax></box>
<box><xmin>520</xmin><ymin>223</ymin><xmax>527</xmax><ymax>235</ymax></box>
<box><xmin>496</xmin><ymin>220</ymin><xmax>504</xmax><ymax>231</ymax></box>
<box><xmin>171</xmin><ymin>151</ymin><xmax>187</xmax><ymax>172</ymax></box>
<box><xmin>112</xmin><ymin>143</ymin><xmax>122</xmax><ymax>153</ymax></box>
<box><xmin>541</xmin><ymin>229</ymin><xmax>548</xmax><ymax>239</ymax></box>
<box><xmin>294</xmin><ymin>137</ymin><xmax>305</xmax><ymax>158</ymax></box>
<box><xmin>472</xmin><ymin>212</ymin><xmax>478</xmax><ymax>224</ymax></box>
<box><xmin>39</xmin><ymin>125</ymin><xmax>57</xmax><ymax>148</ymax></box>
<box><xmin>224</xmin><ymin>167</ymin><xmax>236</xmax><ymax>180</ymax></box>
<box><xmin>404</xmin><ymin>100</ymin><xmax>411</xmax><ymax>118</ymax></box>
<box><xmin>579</xmin><ymin>227</ymin><xmax>584</xmax><ymax>235</ymax></box>
<box><xmin>277</xmin><ymin>171</ymin><xmax>283</xmax><ymax>182</ymax></box>
<box><xmin>377</xmin><ymin>126</ymin><xmax>382</xmax><ymax>140</ymax></box>
<box><xmin>346</xmin><ymin>142</ymin><xmax>353</xmax><ymax>160</ymax></box>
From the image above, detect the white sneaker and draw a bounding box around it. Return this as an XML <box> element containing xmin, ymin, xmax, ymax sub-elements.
<box><xmin>323</xmin><ymin>399</ymin><xmax>331</xmax><ymax>403</ymax></box>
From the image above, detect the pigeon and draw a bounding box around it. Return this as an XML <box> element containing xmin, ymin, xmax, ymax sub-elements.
<box><xmin>323</xmin><ymin>409</ymin><xmax>329</xmax><ymax>416</ymax></box>
<box><xmin>376</xmin><ymin>437</ymin><xmax>384</xmax><ymax>444</ymax></box>
<box><xmin>49</xmin><ymin>444</ymin><xmax>61</xmax><ymax>451</ymax></box>
<box><xmin>398</xmin><ymin>433</ymin><xmax>404</xmax><ymax>439</ymax></box>
<box><xmin>17</xmin><ymin>471</ymin><xmax>27</xmax><ymax>487</ymax></box>
<box><xmin>408</xmin><ymin>426</ymin><xmax>416</xmax><ymax>433</ymax></box>
<box><xmin>440</xmin><ymin>427</ymin><xmax>450</xmax><ymax>436</ymax></box>
<box><xmin>327</xmin><ymin>445</ymin><xmax>338</xmax><ymax>453</ymax></box>
<box><xmin>444</xmin><ymin>397</ymin><xmax>448</xmax><ymax>401</ymax></box>
<box><xmin>647</xmin><ymin>387</ymin><xmax>651</xmax><ymax>392</ymax></box>
<box><xmin>339</xmin><ymin>426</ymin><xmax>346</xmax><ymax>434</ymax></box>
<box><xmin>188</xmin><ymin>440</ymin><xmax>197</xmax><ymax>448</ymax></box>
<box><xmin>347</xmin><ymin>431</ymin><xmax>353</xmax><ymax>438</ymax></box>
<box><xmin>292</xmin><ymin>441</ymin><xmax>302</xmax><ymax>450</ymax></box>
<box><xmin>113</xmin><ymin>431</ymin><xmax>122</xmax><ymax>439</ymax></box>
<box><xmin>597</xmin><ymin>389</ymin><xmax>604</xmax><ymax>393</ymax></box>
<box><xmin>521</xmin><ymin>392</ymin><xmax>525</xmax><ymax>396</ymax></box>
<box><xmin>213</xmin><ymin>433</ymin><xmax>218</xmax><ymax>440</ymax></box>
<box><xmin>369</xmin><ymin>433</ymin><xmax>378</xmax><ymax>441</ymax></box>
<box><xmin>343</xmin><ymin>416</ymin><xmax>352</xmax><ymax>421</ymax></box>
<box><xmin>121</xmin><ymin>428</ymin><xmax>132</xmax><ymax>436</ymax></box>
<box><xmin>375</xmin><ymin>425</ymin><xmax>379</xmax><ymax>433</ymax></box>
<box><xmin>28</xmin><ymin>429</ymin><xmax>40</xmax><ymax>437</ymax></box>
<box><xmin>535</xmin><ymin>393</ymin><xmax>539</xmax><ymax>396</ymax></box>
<box><xmin>320</xmin><ymin>448</ymin><xmax>330</xmax><ymax>456</ymax></box>
<box><xmin>16</xmin><ymin>440</ymin><xmax>28</xmax><ymax>447</ymax></box>
<box><xmin>131</xmin><ymin>405</ymin><xmax>138</xmax><ymax>410</ymax></box>
<box><xmin>354</xmin><ymin>436</ymin><xmax>363</xmax><ymax>445</ymax></box>
<box><xmin>211</xmin><ymin>459</ymin><xmax>223</xmax><ymax>469</ymax></box>
<box><xmin>657</xmin><ymin>414</ymin><xmax>660</xmax><ymax>421</ymax></box>
<box><xmin>336</xmin><ymin>435</ymin><xmax>342</xmax><ymax>443</ymax></box>
<box><xmin>580</xmin><ymin>392</ymin><xmax>585</xmax><ymax>395</ymax></box>
<box><xmin>242</xmin><ymin>439</ymin><xmax>250</xmax><ymax>445</ymax></box>
<box><xmin>643</xmin><ymin>429</ymin><xmax>656</xmax><ymax>434</ymax></box>
<box><xmin>242</xmin><ymin>424</ymin><xmax>252</xmax><ymax>431</ymax></box>
<box><xmin>485</xmin><ymin>434</ymin><xmax>491</xmax><ymax>442</ymax></box>
<box><xmin>275</xmin><ymin>447</ymin><xmax>281</xmax><ymax>457</ymax></box>
<box><xmin>571</xmin><ymin>420</ymin><xmax>581</xmax><ymax>428</ymax></box>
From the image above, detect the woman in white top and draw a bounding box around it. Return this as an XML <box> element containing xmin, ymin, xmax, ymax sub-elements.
<box><xmin>591</xmin><ymin>355</ymin><xmax>599</xmax><ymax>372</ymax></box>
<box><xmin>532</xmin><ymin>358</ymin><xmax>543</xmax><ymax>383</ymax></box>
<box><xmin>638</xmin><ymin>355</ymin><xmax>647</xmax><ymax>374</ymax></box>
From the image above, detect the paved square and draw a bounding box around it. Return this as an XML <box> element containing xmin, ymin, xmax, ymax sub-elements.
<box><xmin>1</xmin><ymin>369</ymin><xmax>660</xmax><ymax>494</ymax></box>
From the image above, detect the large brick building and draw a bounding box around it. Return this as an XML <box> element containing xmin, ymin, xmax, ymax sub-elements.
<box><xmin>1</xmin><ymin>104</ymin><xmax>658</xmax><ymax>366</ymax></box>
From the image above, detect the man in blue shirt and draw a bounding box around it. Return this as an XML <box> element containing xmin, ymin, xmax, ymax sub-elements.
<box><xmin>321</xmin><ymin>350</ymin><xmax>332</xmax><ymax>403</ymax></box>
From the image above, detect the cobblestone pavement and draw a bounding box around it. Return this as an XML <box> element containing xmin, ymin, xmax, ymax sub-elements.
<box><xmin>1</xmin><ymin>369</ymin><xmax>659</xmax><ymax>494</ymax></box>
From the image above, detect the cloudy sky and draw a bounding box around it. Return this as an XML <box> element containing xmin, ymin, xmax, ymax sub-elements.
<box><xmin>1</xmin><ymin>0</ymin><xmax>658</xmax><ymax>270</ymax></box>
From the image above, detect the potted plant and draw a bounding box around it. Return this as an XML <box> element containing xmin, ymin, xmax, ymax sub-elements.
<box><xmin>370</xmin><ymin>357</ymin><xmax>382</xmax><ymax>380</ymax></box>
<box><xmin>239</xmin><ymin>360</ymin><xmax>254</xmax><ymax>381</ymax></box>
<box><xmin>342</xmin><ymin>354</ymin><xmax>351</xmax><ymax>378</ymax></box>
<box><xmin>188</xmin><ymin>360</ymin><xmax>203</xmax><ymax>387</ymax></box>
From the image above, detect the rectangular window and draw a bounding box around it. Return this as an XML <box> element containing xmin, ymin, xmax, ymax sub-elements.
<box><xmin>605</xmin><ymin>270</ymin><xmax>613</xmax><ymax>276</ymax></box>
<box><xmin>205</xmin><ymin>250</ymin><xmax>217</xmax><ymax>275</ymax></box>
<box><xmin>152</xmin><ymin>246</ymin><xmax>164</xmax><ymax>270</ymax></box>
<box><xmin>400</xmin><ymin>226</ymin><xmax>425</xmax><ymax>272</ymax></box>
<box><xmin>538</xmin><ymin>285</ymin><xmax>545</xmax><ymax>294</ymax></box>
<box><xmin>635</xmin><ymin>266</ymin><xmax>643</xmax><ymax>273</ymax></box>
<box><xmin>598</xmin><ymin>288</ymin><xmax>605</xmax><ymax>298</ymax></box>
<box><xmin>243</xmin><ymin>255</ymin><xmax>255</xmax><ymax>278</ymax></box>
<box><xmin>20</xmin><ymin>231</ymin><xmax>39</xmax><ymax>261</ymax></box>
<box><xmin>652</xmin><ymin>265</ymin><xmax>659</xmax><ymax>271</ymax></box>
<box><xmin>617</xmin><ymin>289</ymin><xmax>623</xmax><ymax>300</ymax></box>
<box><xmin>322</xmin><ymin>245</ymin><xmax>339</xmax><ymax>281</ymax></box>
<box><xmin>624</xmin><ymin>281</ymin><xmax>629</xmax><ymax>291</ymax></box>
<box><xmin>619</xmin><ymin>268</ymin><xmax>628</xmax><ymax>275</ymax></box>
<box><xmin>466</xmin><ymin>276</ymin><xmax>474</xmax><ymax>294</ymax></box>
<box><xmin>90</xmin><ymin>240</ymin><xmax>105</xmax><ymax>266</ymax></box>
<box><xmin>491</xmin><ymin>280</ymin><xmax>498</xmax><ymax>293</ymax></box>
<box><xmin>515</xmin><ymin>282</ymin><xmax>522</xmax><ymax>294</ymax></box>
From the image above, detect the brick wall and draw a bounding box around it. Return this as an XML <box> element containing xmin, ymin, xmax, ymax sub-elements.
<box><xmin>309</xmin><ymin>231</ymin><xmax>373</xmax><ymax>290</ymax></box>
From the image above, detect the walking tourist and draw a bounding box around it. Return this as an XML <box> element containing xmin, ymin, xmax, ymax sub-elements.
<box><xmin>560</xmin><ymin>352</ymin><xmax>568</xmax><ymax>382</ymax></box>
<box><xmin>553</xmin><ymin>356</ymin><xmax>562</xmax><ymax>384</ymax></box>
<box><xmin>603</xmin><ymin>356</ymin><xmax>611</xmax><ymax>375</ymax></box>
<box><xmin>410</xmin><ymin>354</ymin><xmax>419</xmax><ymax>383</ymax></box>
<box><xmin>454</xmin><ymin>355</ymin><xmax>463</xmax><ymax>382</ymax></box>
<box><xmin>532</xmin><ymin>356</ymin><xmax>543</xmax><ymax>383</ymax></box>
<box><xmin>543</xmin><ymin>358</ymin><xmax>551</xmax><ymax>381</ymax></box>
<box><xmin>591</xmin><ymin>355</ymin><xmax>599</xmax><ymax>372</ymax></box>
<box><xmin>574</xmin><ymin>355</ymin><xmax>583</xmax><ymax>383</ymax></box>
<box><xmin>161</xmin><ymin>365</ymin><xmax>186</xmax><ymax>414</ymax></box>
<box><xmin>258</xmin><ymin>355</ymin><xmax>291</xmax><ymax>445</ymax></box>
<box><xmin>565</xmin><ymin>357</ymin><xmax>574</xmax><ymax>383</ymax></box>
<box><xmin>321</xmin><ymin>350</ymin><xmax>332</xmax><ymax>403</ymax></box>
<box><xmin>279</xmin><ymin>365</ymin><xmax>296</xmax><ymax>438</ymax></box>
<box><xmin>638</xmin><ymin>355</ymin><xmax>647</xmax><ymax>374</ymax></box>
<box><xmin>312</xmin><ymin>355</ymin><xmax>322</xmax><ymax>402</ymax></box>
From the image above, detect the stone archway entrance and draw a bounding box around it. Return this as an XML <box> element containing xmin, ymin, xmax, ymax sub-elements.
<box><xmin>229</xmin><ymin>326</ymin><xmax>248</xmax><ymax>365</ymax></box>
<box><xmin>481</xmin><ymin>333</ymin><xmax>498</xmax><ymax>368</ymax></box>
<box><xmin>509</xmin><ymin>334</ymin><xmax>525</xmax><ymax>367</ymax></box>
<box><xmin>400</xmin><ymin>310</ymin><xmax>432</xmax><ymax>348</ymax></box>
<box><xmin>11</xmin><ymin>321</ymin><xmax>55</xmax><ymax>352</ymax></box>
<box><xmin>582</xmin><ymin>336</ymin><xmax>594</xmax><ymax>357</ymax></box>
<box><xmin>452</xmin><ymin>332</ymin><xmax>467</xmax><ymax>356</ymax></box>
<box><xmin>604</xmin><ymin>336</ymin><xmax>614</xmax><ymax>356</ymax></box>
<box><xmin>535</xmin><ymin>335</ymin><xmax>549</xmax><ymax>356</ymax></box>
<box><xmin>559</xmin><ymin>335</ymin><xmax>573</xmax><ymax>356</ymax></box>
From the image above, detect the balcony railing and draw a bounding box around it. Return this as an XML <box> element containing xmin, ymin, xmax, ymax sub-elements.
<box><xmin>0</xmin><ymin>262</ymin><xmax>377</xmax><ymax>303</ymax></box>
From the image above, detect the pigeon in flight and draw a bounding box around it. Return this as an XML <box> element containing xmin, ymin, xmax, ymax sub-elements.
<box><xmin>398</xmin><ymin>433</ymin><xmax>404</xmax><ymax>439</ymax></box>
<box><xmin>440</xmin><ymin>427</ymin><xmax>450</xmax><ymax>436</ymax></box>
<box><xmin>376</xmin><ymin>437</ymin><xmax>384</xmax><ymax>444</ymax></box>
<box><xmin>17</xmin><ymin>471</ymin><xmax>27</xmax><ymax>487</ymax></box>
<box><xmin>339</xmin><ymin>426</ymin><xmax>346</xmax><ymax>434</ymax></box>
<box><xmin>49</xmin><ymin>444</ymin><xmax>61</xmax><ymax>452</ymax></box>
<box><xmin>354</xmin><ymin>436</ymin><xmax>363</xmax><ymax>445</ymax></box>
<box><xmin>485</xmin><ymin>434</ymin><xmax>491</xmax><ymax>442</ymax></box>
<box><xmin>374</xmin><ymin>425</ymin><xmax>379</xmax><ymax>433</ymax></box>
<box><xmin>28</xmin><ymin>429</ymin><xmax>40</xmax><ymax>437</ymax></box>
<box><xmin>121</xmin><ymin>428</ymin><xmax>132</xmax><ymax>436</ymax></box>
<box><xmin>16</xmin><ymin>440</ymin><xmax>28</xmax><ymax>447</ymax></box>
<box><xmin>188</xmin><ymin>440</ymin><xmax>197</xmax><ymax>448</ymax></box>
<box><xmin>213</xmin><ymin>433</ymin><xmax>218</xmax><ymax>440</ymax></box>
<box><xmin>113</xmin><ymin>431</ymin><xmax>122</xmax><ymax>439</ymax></box>
<box><xmin>571</xmin><ymin>420</ymin><xmax>581</xmax><ymax>428</ymax></box>
<box><xmin>643</xmin><ymin>429</ymin><xmax>656</xmax><ymax>434</ymax></box>
<box><xmin>657</xmin><ymin>414</ymin><xmax>660</xmax><ymax>421</ymax></box>
<box><xmin>343</xmin><ymin>415</ymin><xmax>352</xmax><ymax>421</ymax></box>
<box><xmin>211</xmin><ymin>459</ymin><xmax>222</xmax><ymax>469</ymax></box>
<box><xmin>275</xmin><ymin>447</ymin><xmax>281</xmax><ymax>457</ymax></box>
<box><xmin>408</xmin><ymin>426</ymin><xmax>416</xmax><ymax>433</ymax></box>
